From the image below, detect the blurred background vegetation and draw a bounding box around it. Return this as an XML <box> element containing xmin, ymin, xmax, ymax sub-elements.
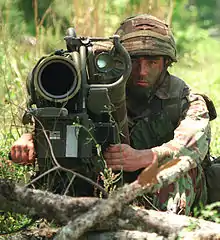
<box><xmin>0</xmin><ymin>0</ymin><xmax>220</xmax><ymax>176</ymax></box>
<box><xmin>0</xmin><ymin>0</ymin><xmax>219</xmax><ymax>155</ymax></box>
<box><xmin>0</xmin><ymin>0</ymin><xmax>219</xmax><ymax>179</ymax></box>
<box><xmin>0</xmin><ymin>0</ymin><xmax>220</xmax><ymax>233</ymax></box>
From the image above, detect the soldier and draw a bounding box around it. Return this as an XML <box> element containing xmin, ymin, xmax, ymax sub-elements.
<box><xmin>104</xmin><ymin>14</ymin><xmax>213</xmax><ymax>215</ymax></box>
<box><xmin>10</xmin><ymin>14</ymin><xmax>214</xmax><ymax>215</ymax></box>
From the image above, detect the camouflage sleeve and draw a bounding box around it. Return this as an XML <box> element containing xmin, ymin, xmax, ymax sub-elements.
<box><xmin>152</xmin><ymin>93</ymin><xmax>211</xmax><ymax>166</ymax></box>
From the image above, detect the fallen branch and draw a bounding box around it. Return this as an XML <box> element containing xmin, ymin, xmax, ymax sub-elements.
<box><xmin>0</xmin><ymin>179</ymin><xmax>98</xmax><ymax>224</ymax></box>
<box><xmin>121</xmin><ymin>207</ymin><xmax>220</xmax><ymax>239</ymax></box>
<box><xmin>0</xmin><ymin>229</ymin><xmax>167</xmax><ymax>240</ymax></box>
<box><xmin>1</xmin><ymin>156</ymin><xmax>219</xmax><ymax>239</ymax></box>
<box><xmin>2</xmin><ymin>184</ymin><xmax>220</xmax><ymax>238</ymax></box>
<box><xmin>54</xmin><ymin>156</ymin><xmax>197</xmax><ymax>239</ymax></box>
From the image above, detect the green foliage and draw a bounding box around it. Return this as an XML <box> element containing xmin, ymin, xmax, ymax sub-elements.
<box><xmin>0</xmin><ymin>157</ymin><xmax>34</xmax><ymax>236</ymax></box>
<box><xmin>0</xmin><ymin>212</ymin><xmax>32</xmax><ymax>235</ymax></box>
<box><xmin>100</xmin><ymin>168</ymin><xmax>121</xmax><ymax>195</ymax></box>
<box><xmin>173</xmin><ymin>0</ymin><xmax>220</xmax><ymax>29</ymax></box>
<box><xmin>170</xmin><ymin>29</ymin><xmax>220</xmax><ymax>156</ymax></box>
<box><xmin>170</xmin><ymin>1</ymin><xmax>220</xmax><ymax>157</ymax></box>
<box><xmin>194</xmin><ymin>202</ymin><xmax>220</xmax><ymax>223</ymax></box>
<box><xmin>173</xmin><ymin>23</ymin><xmax>208</xmax><ymax>56</ymax></box>
<box><xmin>194</xmin><ymin>0</ymin><xmax>220</xmax><ymax>28</ymax></box>
<box><xmin>0</xmin><ymin>0</ymin><xmax>219</xmax><ymax>234</ymax></box>
<box><xmin>0</xmin><ymin>159</ymin><xmax>26</xmax><ymax>181</ymax></box>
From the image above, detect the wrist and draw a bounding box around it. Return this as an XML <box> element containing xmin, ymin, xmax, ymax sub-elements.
<box><xmin>137</xmin><ymin>149</ymin><xmax>158</xmax><ymax>169</ymax></box>
<box><xmin>21</xmin><ymin>133</ymin><xmax>33</xmax><ymax>140</ymax></box>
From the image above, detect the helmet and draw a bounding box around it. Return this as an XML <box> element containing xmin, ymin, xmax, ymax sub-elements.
<box><xmin>115</xmin><ymin>14</ymin><xmax>177</xmax><ymax>62</ymax></box>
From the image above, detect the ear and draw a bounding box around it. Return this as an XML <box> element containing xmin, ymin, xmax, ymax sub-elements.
<box><xmin>164</xmin><ymin>57</ymin><xmax>172</xmax><ymax>67</ymax></box>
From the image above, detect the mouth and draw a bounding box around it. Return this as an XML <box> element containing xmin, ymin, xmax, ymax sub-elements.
<box><xmin>136</xmin><ymin>81</ymin><xmax>150</xmax><ymax>87</ymax></box>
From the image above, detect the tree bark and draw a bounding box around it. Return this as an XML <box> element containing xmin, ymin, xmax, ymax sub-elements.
<box><xmin>0</xmin><ymin>178</ymin><xmax>98</xmax><ymax>224</ymax></box>
<box><xmin>0</xmin><ymin>230</ymin><xmax>167</xmax><ymax>240</ymax></box>
<box><xmin>1</xmin><ymin>179</ymin><xmax>220</xmax><ymax>240</ymax></box>
<box><xmin>1</xmin><ymin>156</ymin><xmax>219</xmax><ymax>239</ymax></box>
<box><xmin>54</xmin><ymin>156</ymin><xmax>197</xmax><ymax>239</ymax></box>
<box><xmin>2</xmin><ymin>227</ymin><xmax>220</xmax><ymax>240</ymax></box>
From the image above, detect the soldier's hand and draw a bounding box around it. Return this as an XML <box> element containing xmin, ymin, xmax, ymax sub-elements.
<box><xmin>104</xmin><ymin>144</ymin><xmax>156</xmax><ymax>172</ymax></box>
<box><xmin>10</xmin><ymin>133</ymin><xmax>35</xmax><ymax>165</ymax></box>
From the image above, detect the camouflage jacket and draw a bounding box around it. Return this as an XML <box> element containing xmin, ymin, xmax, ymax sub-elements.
<box><xmin>126</xmin><ymin>72</ymin><xmax>211</xmax><ymax>214</ymax></box>
<box><xmin>127</xmin><ymin>72</ymin><xmax>211</xmax><ymax>167</ymax></box>
<box><xmin>151</xmin><ymin>81</ymin><xmax>211</xmax><ymax>167</ymax></box>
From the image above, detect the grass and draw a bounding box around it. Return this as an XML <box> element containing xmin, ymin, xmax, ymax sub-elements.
<box><xmin>170</xmin><ymin>35</ymin><xmax>220</xmax><ymax>156</ymax></box>
<box><xmin>0</xmin><ymin>2</ymin><xmax>220</xmax><ymax>234</ymax></box>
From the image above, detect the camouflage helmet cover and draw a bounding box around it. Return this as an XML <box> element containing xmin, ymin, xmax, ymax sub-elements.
<box><xmin>115</xmin><ymin>14</ymin><xmax>177</xmax><ymax>62</ymax></box>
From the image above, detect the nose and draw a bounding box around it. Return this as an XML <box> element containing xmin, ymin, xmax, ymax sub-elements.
<box><xmin>139</xmin><ymin>59</ymin><xmax>149</xmax><ymax>76</ymax></box>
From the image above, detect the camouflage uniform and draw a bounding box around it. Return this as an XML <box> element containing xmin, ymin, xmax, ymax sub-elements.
<box><xmin>116</xmin><ymin>14</ymin><xmax>211</xmax><ymax>215</ymax></box>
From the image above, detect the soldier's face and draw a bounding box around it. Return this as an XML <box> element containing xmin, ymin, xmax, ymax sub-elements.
<box><xmin>130</xmin><ymin>56</ymin><xmax>164</xmax><ymax>88</ymax></box>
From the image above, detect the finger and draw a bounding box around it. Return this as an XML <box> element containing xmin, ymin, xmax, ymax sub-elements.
<box><xmin>10</xmin><ymin>146</ymin><xmax>16</xmax><ymax>160</ymax></box>
<box><xmin>107</xmin><ymin>144</ymin><xmax>128</xmax><ymax>153</ymax></box>
<box><xmin>104</xmin><ymin>151</ymin><xmax>125</xmax><ymax>160</ymax></box>
<box><xmin>108</xmin><ymin>163</ymin><xmax>137</xmax><ymax>172</ymax></box>
<box><xmin>28</xmin><ymin>146</ymin><xmax>35</xmax><ymax>164</ymax></box>
<box><xmin>23</xmin><ymin>133</ymin><xmax>33</xmax><ymax>141</ymax></box>
<box><xmin>105</xmin><ymin>157</ymin><xmax>125</xmax><ymax>166</ymax></box>
<box><xmin>15</xmin><ymin>147</ymin><xmax>22</xmax><ymax>162</ymax></box>
<box><xmin>107</xmin><ymin>165</ymin><xmax>124</xmax><ymax>171</ymax></box>
<box><xmin>21</xmin><ymin>147</ymin><xmax>29</xmax><ymax>163</ymax></box>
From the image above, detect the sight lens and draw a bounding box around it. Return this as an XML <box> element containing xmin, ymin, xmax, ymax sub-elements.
<box><xmin>96</xmin><ymin>53</ymin><xmax>113</xmax><ymax>72</ymax></box>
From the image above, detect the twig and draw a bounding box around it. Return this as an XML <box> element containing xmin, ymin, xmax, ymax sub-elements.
<box><xmin>1</xmin><ymin>178</ymin><xmax>220</xmax><ymax>239</ymax></box>
<box><xmin>54</xmin><ymin>156</ymin><xmax>197</xmax><ymax>239</ymax></box>
<box><xmin>33</xmin><ymin>0</ymin><xmax>39</xmax><ymax>39</ymax></box>
<box><xmin>31</xmin><ymin>116</ymin><xmax>108</xmax><ymax>198</ymax></box>
<box><xmin>38</xmin><ymin>7</ymin><xmax>52</xmax><ymax>27</ymax></box>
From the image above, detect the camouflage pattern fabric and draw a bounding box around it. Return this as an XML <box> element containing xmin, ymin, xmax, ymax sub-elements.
<box><xmin>116</xmin><ymin>14</ymin><xmax>211</xmax><ymax>215</ymax></box>
<box><xmin>115</xmin><ymin>14</ymin><xmax>177</xmax><ymax>62</ymax></box>
<box><xmin>151</xmin><ymin>93</ymin><xmax>211</xmax><ymax>215</ymax></box>
<box><xmin>127</xmin><ymin>74</ymin><xmax>211</xmax><ymax>215</ymax></box>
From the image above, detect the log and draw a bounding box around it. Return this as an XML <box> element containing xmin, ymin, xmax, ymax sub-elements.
<box><xmin>121</xmin><ymin>207</ymin><xmax>220</xmax><ymax>239</ymax></box>
<box><xmin>0</xmin><ymin>178</ymin><xmax>98</xmax><ymax>224</ymax></box>
<box><xmin>1</xmin><ymin>179</ymin><xmax>220</xmax><ymax>240</ymax></box>
<box><xmin>2</xmin><ymin>227</ymin><xmax>220</xmax><ymax>240</ymax></box>
<box><xmin>1</xmin><ymin>156</ymin><xmax>220</xmax><ymax>239</ymax></box>
<box><xmin>81</xmin><ymin>230</ymin><xmax>166</xmax><ymax>240</ymax></box>
<box><xmin>54</xmin><ymin>156</ymin><xmax>197</xmax><ymax>239</ymax></box>
<box><xmin>0</xmin><ymin>230</ymin><xmax>167</xmax><ymax>240</ymax></box>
